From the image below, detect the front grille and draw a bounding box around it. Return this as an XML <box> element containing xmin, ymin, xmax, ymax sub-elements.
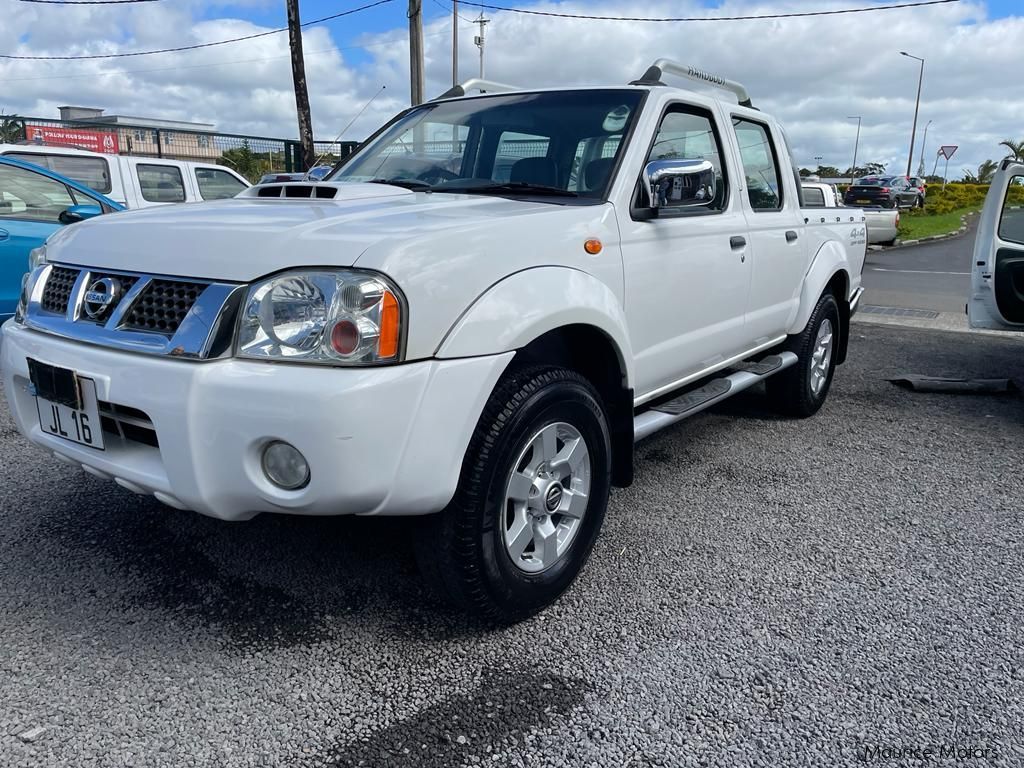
<box><xmin>79</xmin><ymin>273</ymin><xmax>139</xmax><ymax>324</ymax></box>
<box><xmin>121</xmin><ymin>279</ymin><xmax>208</xmax><ymax>335</ymax></box>
<box><xmin>98</xmin><ymin>401</ymin><xmax>159</xmax><ymax>448</ymax></box>
<box><xmin>40</xmin><ymin>266</ymin><xmax>80</xmax><ymax>315</ymax></box>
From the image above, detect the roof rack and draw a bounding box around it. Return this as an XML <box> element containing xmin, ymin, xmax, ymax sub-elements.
<box><xmin>630</xmin><ymin>59</ymin><xmax>753</xmax><ymax>109</ymax></box>
<box><xmin>431</xmin><ymin>78</ymin><xmax>520</xmax><ymax>101</ymax></box>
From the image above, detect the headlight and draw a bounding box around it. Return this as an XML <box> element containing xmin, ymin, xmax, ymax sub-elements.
<box><xmin>28</xmin><ymin>245</ymin><xmax>47</xmax><ymax>271</ymax></box>
<box><xmin>237</xmin><ymin>270</ymin><xmax>404</xmax><ymax>365</ymax></box>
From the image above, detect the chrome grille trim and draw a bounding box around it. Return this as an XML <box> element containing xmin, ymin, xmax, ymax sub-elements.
<box><xmin>24</xmin><ymin>263</ymin><xmax>245</xmax><ymax>361</ymax></box>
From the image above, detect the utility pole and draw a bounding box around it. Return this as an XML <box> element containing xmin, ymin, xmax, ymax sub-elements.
<box><xmin>452</xmin><ymin>0</ymin><xmax>459</xmax><ymax>86</ymax></box>
<box><xmin>474</xmin><ymin>13</ymin><xmax>489</xmax><ymax>79</ymax></box>
<box><xmin>847</xmin><ymin>116</ymin><xmax>861</xmax><ymax>185</ymax></box>
<box><xmin>286</xmin><ymin>0</ymin><xmax>315</xmax><ymax>171</ymax></box>
<box><xmin>408</xmin><ymin>0</ymin><xmax>424</xmax><ymax>105</ymax></box>
<box><xmin>900</xmin><ymin>51</ymin><xmax>925</xmax><ymax>177</ymax></box>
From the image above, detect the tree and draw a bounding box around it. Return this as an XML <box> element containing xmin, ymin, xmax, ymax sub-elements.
<box><xmin>799</xmin><ymin>167</ymin><xmax>813</xmax><ymax>178</ymax></box>
<box><xmin>0</xmin><ymin>113</ymin><xmax>25</xmax><ymax>143</ymax></box>
<box><xmin>815</xmin><ymin>165</ymin><xmax>841</xmax><ymax>178</ymax></box>
<box><xmin>998</xmin><ymin>139</ymin><xmax>1024</xmax><ymax>162</ymax></box>
<box><xmin>842</xmin><ymin>162</ymin><xmax>886</xmax><ymax>179</ymax></box>
<box><xmin>961</xmin><ymin>159</ymin><xmax>998</xmax><ymax>184</ymax></box>
<box><xmin>220</xmin><ymin>142</ymin><xmax>261</xmax><ymax>183</ymax></box>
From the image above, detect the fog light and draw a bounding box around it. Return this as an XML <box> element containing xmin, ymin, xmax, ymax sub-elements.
<box><xmin>261</xmin><ymin>441</ymin><xmax>310</xmax><ymax>490</ymax></box>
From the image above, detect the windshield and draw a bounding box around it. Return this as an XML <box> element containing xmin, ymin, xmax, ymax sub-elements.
<box><xmin>328</xmin><ymin>90</ymin><xmax>645</xmax><ymax>200</ymax></box>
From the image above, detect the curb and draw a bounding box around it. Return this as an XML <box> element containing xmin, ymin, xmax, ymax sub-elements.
<box><xmin>871</xmin><ymin>210</ymin><xmax>976</xmax><ymax>251</ymax></box>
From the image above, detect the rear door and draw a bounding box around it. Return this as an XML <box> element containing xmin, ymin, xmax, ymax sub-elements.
<box><xmin>969</xmin><ymin>161</ymin><xmax>1024</xmax><ymax>331</ymax></box>
<box><xmin>729</xmin><ymin>115</ymin><xmax>808</xmax><ymax>343</ymax></box>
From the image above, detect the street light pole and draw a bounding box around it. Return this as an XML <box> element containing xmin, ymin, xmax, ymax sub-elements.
<box><xmin>917</xmin><ymin>119</ymin><xmax>932</xmax><ymax>177</ymax></box>
<box><xmin>847</xmin><ymin>115</ymin><xmax>861</xmax><ymax>185</ymax></box>
<box><xmin>900</xmin><ymin>51</ymin><xmax>924</xmax><ymax>178</ymax></box>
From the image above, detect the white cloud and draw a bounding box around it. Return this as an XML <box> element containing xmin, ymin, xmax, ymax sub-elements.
<box><xmin>2</xmin><ymin>0</ymin><xmax>1022</xmax><ymax>177</ymax></box>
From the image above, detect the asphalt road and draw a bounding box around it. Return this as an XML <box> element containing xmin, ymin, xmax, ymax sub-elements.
<box><xmin>861</xmin><ymin>216</ymin><xmax>976</xmax><ymax>314</ymax></box>
<box><xmin>2</xmin><ymin>325</ymin><xmax>1024</xmax><ymax>767</ymax></box>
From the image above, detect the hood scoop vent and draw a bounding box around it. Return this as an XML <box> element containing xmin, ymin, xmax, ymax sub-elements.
<box><xmin>256</xmin><ymin>184</ymin><xmax>338</xmax><ymax>199</ymax></box>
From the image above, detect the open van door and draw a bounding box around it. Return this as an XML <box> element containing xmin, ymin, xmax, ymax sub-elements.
<box><xmin>969</xmin><ymin>159</ymin><xmax>1024</xmax><ymax>331</ymax></box>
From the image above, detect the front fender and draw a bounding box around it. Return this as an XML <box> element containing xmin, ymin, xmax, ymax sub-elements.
<box><xmin>436</xmin><ymin>267</ymin><xmax>635</xmax><ymax>388</ymax></box>
<box><xmin>788</xmin><ymin>239</ymin><xmax>854</xmax><ymax>335</ymax></box>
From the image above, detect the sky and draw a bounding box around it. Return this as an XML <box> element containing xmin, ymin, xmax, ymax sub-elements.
<box><xmin>2</xmin><ymin>0</ymin><xmax>1023</xmax><ymax>179</ymax></box>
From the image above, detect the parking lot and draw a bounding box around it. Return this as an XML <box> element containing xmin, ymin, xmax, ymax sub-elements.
<box><xmin>1</xmin><ymin>321</ymin><xmax>1021</xmax><ymax>767</ymax></box>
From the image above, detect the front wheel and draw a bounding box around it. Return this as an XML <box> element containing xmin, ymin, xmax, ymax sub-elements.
<box><xmin>766</xmin><ymin>292</ymin><xmax>840</xmax><ymax>418</ymax></box>
<box><xmin>416</xmin><ymin>366</ymin><xmax>612</xmax><ymax>623</ymax></box>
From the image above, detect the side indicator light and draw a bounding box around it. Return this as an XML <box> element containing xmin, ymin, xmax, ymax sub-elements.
<box><xmin>584</xmin><ymin>239</ymin><xmax>603</xmax><ymax>255</ymax></box>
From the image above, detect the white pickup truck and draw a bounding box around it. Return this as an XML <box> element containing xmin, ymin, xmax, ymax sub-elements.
<box><xmin>969</xmin><ymin>159</ymin><xmax>1024</xmax><ymax>331</ymax></box>
<box><xmin>802</xmin><ymin>181</ymin><xmax>900</xmax><ymax>245</ymax></box>
<box><xmin>0</xmin><ymin>144</ymin><xmax>250</xmax><ymax>208</ymax></box>
<box><xmin>1</xmin><ymin>61</ymin><xmax>865</xmax><ymax>621</ymax></box>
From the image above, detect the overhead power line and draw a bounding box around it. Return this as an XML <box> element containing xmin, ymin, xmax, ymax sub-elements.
<box><xmin>1</xmin><ymin>0</ymin><xmax>393</xmax><ymax>60</ymax></box>
<box><xmin>19</xmin><ymin>0</ymin><xmax>161</xmax><ymax>4</ymax></box>
<box><xmin>455</xmin><ymin>0</ymin><xmax>959</xmax><ymax>22</ymax></box>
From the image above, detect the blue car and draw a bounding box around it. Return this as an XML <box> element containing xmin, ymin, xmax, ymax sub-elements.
<box><xmin>0</xmin><ymin>156</ymin><xmax>124</xmax><ymax>323</ymax></box>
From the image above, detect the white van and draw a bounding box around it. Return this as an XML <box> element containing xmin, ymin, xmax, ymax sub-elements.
<box><xmin>0</xmin><ymin>144</ymin><xmax>250</xmax><ymax>209</ymax></box>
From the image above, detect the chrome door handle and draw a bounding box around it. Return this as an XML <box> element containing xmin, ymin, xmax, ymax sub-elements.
<box><xmin>785</xmin><ymin>230</ymin><xmax>798</xmax><ymax>242</ymax></box>
<box><xmin>730</xmin><ymin>236</ymin><xmax>746</xmax><ymax>250</ymax></box>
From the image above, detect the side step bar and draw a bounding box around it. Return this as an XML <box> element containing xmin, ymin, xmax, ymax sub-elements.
<box><xmin>633</xmin><ymin>352</ymin><xmax>798</xmax><ymax>442</ymax></box>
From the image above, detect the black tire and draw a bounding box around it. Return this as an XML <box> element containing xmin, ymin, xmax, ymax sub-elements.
<box><xmin>915</xmin><ymin>195</ymin><xmax>924</xmax><ymax>210</ymax></box>
<box><xmin>415</xmin><ymin>366</ymin><xmax>612</xmax><ymax>623</ymax></box>
<box><xmin>889</xmin><ymin>198</ymin><xmax>901</xmax><ymax>210</ymax></box>
<box><xmin>766</xmin><ymin>292</ymin><xmax>840</xmax><ymax>418</ymax></box>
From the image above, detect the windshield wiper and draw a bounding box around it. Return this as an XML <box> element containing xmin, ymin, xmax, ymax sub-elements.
<box><xmin>438</xmin><ymin>181</ymin><xmax>578</xmax><ymax>198</ymax></box>
<box><xmin>368</xmin><ymin>178</ymin><xmax>433</xmax><ymax>191</ymax></box>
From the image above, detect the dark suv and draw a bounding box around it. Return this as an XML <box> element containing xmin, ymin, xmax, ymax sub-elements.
<box><xmin>844</xmin><ymin>176</ymin><xmax>924</xmax><ymax>209</ymax></box>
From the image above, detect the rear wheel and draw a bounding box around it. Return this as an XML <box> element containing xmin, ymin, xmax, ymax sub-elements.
<box><xmin>416</xmin><ymin>366</ymin><xmax>611</xmax><ymax>623</ymax></box>
<box><xmin>766</xmin><ymin>292</ymin><xmax>840</xmax><ymax>418</ymax></box>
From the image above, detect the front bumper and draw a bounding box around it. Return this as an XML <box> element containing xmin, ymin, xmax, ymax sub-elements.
<box><xmin>1</xmin><ymin>321</ymin><xmax>512</xmax><ymax>521</ymax></box>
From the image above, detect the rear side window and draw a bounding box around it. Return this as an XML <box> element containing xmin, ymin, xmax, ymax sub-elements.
<box><xmin>137</xmin><ymin>164</ymin><xmax>185</xmax><ymax>203</ymax></box>
<box><xmin>195</xmin><ymin>167</ymin><xmax>247</xmax><ymax>200</ymax></box>
<box><xmin>802</xmin><ymin>186</ymin><xmax>826</xmax><ymax>207</ymax></box>
<box><xmin>3</xmin><ymin>152</ymin><xmax>112</xmax><ymax>194</ymax></box>
<box><xmin>732</xmin><ymin>117</ymin><xmax>782</xmax><ymax>211</ymax></box>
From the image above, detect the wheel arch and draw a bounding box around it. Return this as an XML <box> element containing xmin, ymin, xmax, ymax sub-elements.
<box><xmin>790</xmin><ymin>241</ymin><xmax>853</xmax><ymax>365</ymax></box>
<box><xmin>436</xmin><ymin>268</ymin><xmax>635</xmax><ymax>488</ymax></box>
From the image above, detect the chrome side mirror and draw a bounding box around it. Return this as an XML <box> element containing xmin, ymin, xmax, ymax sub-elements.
<box><xmin>644</xmin><ymin>158</ymin><xmax>717</xmax><ymax>211</ymax></box>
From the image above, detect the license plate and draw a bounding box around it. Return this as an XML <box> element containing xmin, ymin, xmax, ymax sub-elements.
<box><xmin>856</xmin><ymin>199</ymin><xmax>871</xmax><ymax>204</ymax></box>
<box><xmin>28</xmin><ymin>359</ymin><xmax>105</xmax><ymax>450</ymax></box>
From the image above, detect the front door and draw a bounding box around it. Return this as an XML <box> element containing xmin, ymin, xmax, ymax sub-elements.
<box><xmin>619</xmin><ymin>102</ymin><xmax>751</xmax><ymax>402</ymax></box>
<box><xmin>969</xmin><ymin>161</ymin><xmax>1024</xmax><ymax>330</ymax></box>
<box><xmin>0</xmin><ymin>163</ymin><xmax>67</xmax><ymax>320</ymax></box>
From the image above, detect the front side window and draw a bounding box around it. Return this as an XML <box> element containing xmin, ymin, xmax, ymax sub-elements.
<box><xmin>732</xmin><ymin>117</ymin><xmax>783</xmax><ymax>211</ymax></box>
<box><xmin>137</xmin><ymin>164</ymin><xmax>185</xmax><ymax>203</ymax></box>
<box><xmin>999</xmin><ymin>175</ymin><xmax>1024</xmax><ymax>245</ymax></box>
<box><xmin>643</xmin><ymin>106</ymin><xmax>728</xmax><ymax>213</ymax></box>
<box><xmin>330</xmin><ymin>90</ymin><xmax>644</xmax><ymax>200</ymax></box>
<box><xmin>195</xmin><ymin>167</ymin><xmax>247</xmax><ymax>200</ymax></box>
<box><xmin>3</xmin><ymin>152</ymin><xmax>111</xmax><ymax>194</ymax></box>
<box><xmin>0</xmin><ymin>163</ymin><xmax>74</xmax><ymax>222</ymax></box>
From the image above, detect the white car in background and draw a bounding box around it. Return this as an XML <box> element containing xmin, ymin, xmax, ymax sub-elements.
<box><xmin>802</xmin><ymin>181</ymin><xmax>900</xmax><ymax>246</ymax></box>
<box><xmin>969</xmin><ymin>160</ymin><xmax>1024</xmax><ymax>331</ymax></box>
<box><xmin>0</xmin><ymin>144</ymin><xmax>250</xmax><ymax>209</ymax></box>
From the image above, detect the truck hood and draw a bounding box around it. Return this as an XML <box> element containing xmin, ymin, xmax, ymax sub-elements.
<box><xmin>46</xmin><ymin>183</ymin><xmax>578</xmax><ymax>282</ymax></box>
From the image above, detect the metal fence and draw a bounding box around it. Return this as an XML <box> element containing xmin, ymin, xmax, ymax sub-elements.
<box><xmin>0</xmin><ymin>116</ymin><xmax>359</xmax><ymax>183</ymax></box>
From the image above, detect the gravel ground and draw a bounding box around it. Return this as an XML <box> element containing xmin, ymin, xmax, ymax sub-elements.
<box><xmin>1</xmin><ymin>323</ymin><xmax>1022</xmax><ymax>767</ymax></box>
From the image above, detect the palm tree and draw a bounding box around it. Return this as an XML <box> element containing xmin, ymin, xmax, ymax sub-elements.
<box><xmin>999</xmin><ymin>139</ymin><xmax>1024</xmax><ymax>162</ymax></box>
<box><xmin>0</xmin><ymin>113</ymin><xmax>25</xmax><ymax>143</ymax></box>
<box><xmin>963</xmin><ymin>159</ymin><xmax>998</xmax><ymax>184</ymax></box>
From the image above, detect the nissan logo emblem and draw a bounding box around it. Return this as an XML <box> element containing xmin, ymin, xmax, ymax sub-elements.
<box><xmin>83</xmin><ymin>277</ymin><xmax>121</xmax><ymax>320</ymax></box>
<box><xmin>544</xmin><ymin>483</ymin><xmax>563</xmax><ymax>512</ymax></box>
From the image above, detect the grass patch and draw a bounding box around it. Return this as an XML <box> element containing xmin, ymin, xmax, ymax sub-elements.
<box><xmin>898</xmin><ymin>207</ymin><xmax>979</xmax><ymax>241</ymax></box>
